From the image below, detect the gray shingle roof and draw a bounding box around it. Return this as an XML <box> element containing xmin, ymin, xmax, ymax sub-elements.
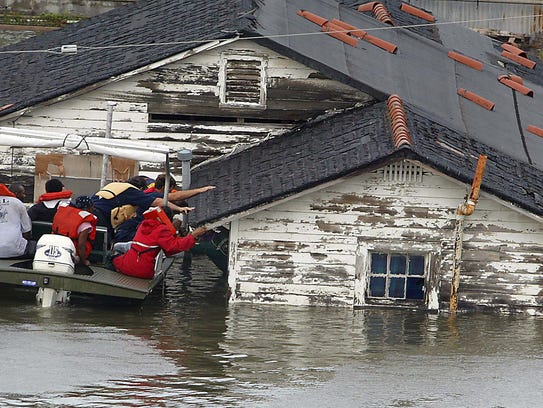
<box><xmin>0</xmin><ymin>0</ymin><xmax>252</xmax><ymax>114</ymax></box>
<box><xmin>188</xmin><ymin>101</ymin><xmax>543</xmax><ymax>226</ymax></box>
<box><xmin>1</xmin><ymin>0</ymin><xmax>542</xmax><ymax>222</ymax></box>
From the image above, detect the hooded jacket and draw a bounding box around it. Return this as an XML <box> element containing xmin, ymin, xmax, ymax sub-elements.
<box><xmin>113</xmin><ymin>218</ymin><xmax>196</xmax><ymax>279</ymax></box>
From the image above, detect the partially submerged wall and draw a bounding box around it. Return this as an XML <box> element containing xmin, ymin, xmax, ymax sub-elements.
<box><xmin>228</xmin><ymin>161</ymin><xmax>543</xmax><ymax>312</ymax></box>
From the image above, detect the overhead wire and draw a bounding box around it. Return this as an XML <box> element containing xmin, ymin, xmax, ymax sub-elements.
<box><xmin>0</xmin><ymin>12</ymin><xmax>541</xmax><ymax>55</ymax></box>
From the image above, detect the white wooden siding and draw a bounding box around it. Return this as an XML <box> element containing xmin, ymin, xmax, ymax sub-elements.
<box><xmin>230</xmin><ymin>161</ymin><xmax>543</xmax><ymax>311</ymax></box>
<box><xmin>1</xmin><ymin>40</ymin><xmax>371</xmax><ymax>176</ymax></box>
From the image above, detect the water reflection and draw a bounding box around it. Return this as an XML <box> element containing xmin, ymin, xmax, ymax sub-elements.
<box><xmin>1</xmin><ymin>256</ymin><xmax>543</xmax><ymax>407</ymax></box>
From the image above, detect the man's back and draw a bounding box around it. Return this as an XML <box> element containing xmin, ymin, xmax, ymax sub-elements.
<box><xmin>0</xmin><ymin>195</ymin><xmax>32</xmax><ymax>258</ymax></box>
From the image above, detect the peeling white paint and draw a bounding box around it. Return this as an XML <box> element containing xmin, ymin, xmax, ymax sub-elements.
<box><xmin>231</xmin><ymin>162</ymin><xmax>543</xmax><ymax>312</ymax></box>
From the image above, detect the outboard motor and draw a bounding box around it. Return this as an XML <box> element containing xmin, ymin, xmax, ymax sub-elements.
<box><xmin>33</xmin><ymin>234</ymin><xmax>76</xmax><ymax>307</ymax></box>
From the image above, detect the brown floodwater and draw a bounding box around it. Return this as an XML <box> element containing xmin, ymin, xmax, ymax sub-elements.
<box><xmin>1</xmin><ymin>255</ymin><xmax>542</xmax><ymax>407</ymax></box>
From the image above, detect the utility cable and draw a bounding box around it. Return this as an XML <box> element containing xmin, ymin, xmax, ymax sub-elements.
<box><xmin>0</xmin><ymin>13</ymin><xmax>541</xmax><ymax>55</ymax></box>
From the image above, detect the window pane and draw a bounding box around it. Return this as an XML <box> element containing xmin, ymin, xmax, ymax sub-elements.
<box><xmin>408</xmin><ymin>256</ymin><xmax>425</xmax><ymax>276</ymax></box>
<box><xmin>371</xmin><ymin>253</ymin><xmax>387</xmax><ymax>274</ymax></box>
<box><xmin>406</xmin><ymin>277</ymin><xmax>425</xmax><ymax>299</ymax></box>
<box><xmin>389</xmin><ymin>277</ymin><xmax>405</xmax><ymax>298</ymax></box>
<box><xmin>390</xmin><ymin>255</ymin><xmax>406</xmax><ymax>275</ymax></box>
<box><xmin>369</xmin><ymin>276</ymin><xmax>386</xmax><ymax>297</ymax></box>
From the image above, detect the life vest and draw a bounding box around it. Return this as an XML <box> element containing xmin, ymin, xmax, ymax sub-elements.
<box><xmin>52</xmin><ymin>204</ymin><xmax>97</xmax><ymax>257</ymax></box>
<box><xmin>143</xmin><ymin>206</ymin><xmax>177</xmax><ymax>234</ymax></box>
<box><xmin>37</xmin><ymin>190</ymin><xmax>73</xmax><ymax>203</ymax></box>
<box><xmin>95</xmin><ymin>182</ymin><xmax>139</xmax><ymax>228</ymax></box>
<box><xmin>0</xmin><ymin>183</ymin><xmax>15</xmax><ymax>198</ymax></box>
<box><xmin>95</xmin><ymin>182</ymin><xmax>138</xmax><ymax>199</ymax></box>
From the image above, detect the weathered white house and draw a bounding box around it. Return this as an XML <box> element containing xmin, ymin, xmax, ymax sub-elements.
<box><xmin>0</xmin><ymin>0</ymin><xmax>542</xmax><ymax>312</ymax></box>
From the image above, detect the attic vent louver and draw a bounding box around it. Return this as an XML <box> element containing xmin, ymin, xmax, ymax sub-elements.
<box><xmin>219</xmin><ymin>55</ymin><xmax>267</xmax><ymax>108</ymax></box>
<box><xmin>381</xmin><ymin>161</ymin><xmax>423</xmax><ymax>183</ymax></box>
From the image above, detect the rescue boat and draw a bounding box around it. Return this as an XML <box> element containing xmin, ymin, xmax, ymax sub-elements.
<box><xmin>0</xmin><ymin>126</ymin><xmax>187</xmax><ymax>307</ymax></box>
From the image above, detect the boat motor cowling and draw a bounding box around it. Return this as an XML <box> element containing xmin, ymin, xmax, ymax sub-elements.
<box><xmin>33</xmin><ymin>234</ymin><xmax>76</xmax><ymax>275</ymax></box>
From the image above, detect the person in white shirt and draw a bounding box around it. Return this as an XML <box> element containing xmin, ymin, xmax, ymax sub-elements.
<box><xmin>0</xmin><ymin>183</ymin><xmax>36</xmax><ymax>258</ymax></box>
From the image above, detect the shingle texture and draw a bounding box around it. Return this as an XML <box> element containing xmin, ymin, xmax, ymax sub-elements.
<box><xmin>1</xmin><ymin>0</ymin><xmax>543</xmax><ymax>222</ymax></box>
<box><xmin>0</xmin><ymin>0</ymin><xmax>253</xmax><ymax>114</ymax></box>
<box><xmin>189</xmin><ymin>101</ymin><xmax>543</xmax><ymax>226</ymax></box>
<box><xmin>188</xmin><ymin>103</ymin><xmax>397</xmax><ymax>224</ymax></box>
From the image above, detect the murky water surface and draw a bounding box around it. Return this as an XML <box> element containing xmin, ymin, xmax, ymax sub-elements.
<box><xmin>1</xmin><ymin>256</ymin><xmax>542</xmax><ymax>407</ymax></box>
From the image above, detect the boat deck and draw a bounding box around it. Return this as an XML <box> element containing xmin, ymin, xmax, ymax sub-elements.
<box><xmin>0</xmin><ymin>221</ymin><xmax>175</xmax><ymax>301</ymax></box>
<box><xmin>0</xmin><ymin>257</ymin><xmax>174</xmax><ymax>300</ymax></box>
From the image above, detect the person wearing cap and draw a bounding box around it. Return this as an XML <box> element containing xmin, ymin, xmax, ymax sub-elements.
<box><xmin>28</xmin><ymin>178</ymin><xmax>73</xmax><ymax>222</ymax></box>
<box><xmin>52</xmin><ymin>195</ymin><xmax>97</xmax><ymax>266</ymax></box>
<box><xmin>0</xmin><ymin>183</ymin><xmax>36</xmax><ymax>259</ymax></box>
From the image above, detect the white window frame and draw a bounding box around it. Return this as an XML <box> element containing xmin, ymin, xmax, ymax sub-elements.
<box><xmin>218</xmin><ymin>54</ymin><xmax>267</xmax><ymax>109</ymax></box>
<box><xmin>355</xmin><ymin>244</ymin><xmax>440</xmax><ymax>310</ymax></box>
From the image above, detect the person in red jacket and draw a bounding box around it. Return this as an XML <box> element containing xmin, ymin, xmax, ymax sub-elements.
<box><xmin>113</xmin><ymin>206</ymin><xmax>206</xmax><ymax>279</ymax></box>
<box><xmin>52</xmin><ymin>196</ymin><xmax>97</xmax><ymax>266</ymax></box>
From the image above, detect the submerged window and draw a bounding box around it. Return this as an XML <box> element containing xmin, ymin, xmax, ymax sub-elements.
<box><xmin>367</xmin><ymin>252</ymin><xmax>425</xmax><ymax>301</ymax></box>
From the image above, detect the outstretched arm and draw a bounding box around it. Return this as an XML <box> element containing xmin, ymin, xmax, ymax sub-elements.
<box><xmin>168</xmin><ymin>185</ymin><xmax>215</xmax><ymax>202</ymax></box>
<box><xmin>150</xmin><ymin>197</ymin><xmax>194</xmax><ymax>214</ymax></box>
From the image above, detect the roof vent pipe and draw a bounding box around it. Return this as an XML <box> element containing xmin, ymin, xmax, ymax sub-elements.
<box><xmin>177</xmin><ymin>149</ymin><xmax>193</xmax><ymax>228</ymax></box>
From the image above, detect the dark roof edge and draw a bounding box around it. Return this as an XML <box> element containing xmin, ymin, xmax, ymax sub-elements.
<box><xmin>199</xmin><ymin>149</ymin><xmax>412</xmax><ymax>226</ymax></box>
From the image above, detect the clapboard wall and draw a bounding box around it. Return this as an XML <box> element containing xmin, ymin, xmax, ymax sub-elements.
<box><xmin>1</xmin><ymin>40</ymin><xmax>372</xmax><ymax>175</ymax></box>
<box><xmin>228</xmin><ymin>160</ymin><xmax>543</xmax><ymax>312</ymax></box>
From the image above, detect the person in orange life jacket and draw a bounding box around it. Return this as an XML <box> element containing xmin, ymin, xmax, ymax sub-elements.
<box><xmin>114</xmin><ymin>174</ymin><xmax>213</xmax><ymax>240</ymax></box>
<box><xmin>28</xmin><ymin>178</ymin><xmax>73</xmax><ymax>222</ymax></box>
<box><xmin>52</xmin><ymin>195</ymin><xmax>97</xmax><ymax>266</ymax></box>
<box><xmin>91</xmin><ymin>177</ymin><xmax>193</xmax><ymax>235</ymax></box>
<box><xmin>0</xmin><ymin>183</ymin><xmax>36</xmax><ymax>259</ymax></box>
<box><xmin>113</xmin><ymin>206</ymin><xmax>207</xmax><ymax>279</ymax></box>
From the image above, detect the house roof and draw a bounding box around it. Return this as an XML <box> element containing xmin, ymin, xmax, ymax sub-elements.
<box><xmin>0</xmin><ymin>0</ymin><xmax>252</xmax><ymax>116</ymax></box>
<box><xmin>187</xmin><ymin>98</ymin><xmax>543</xmax><ymax>225</ymax></box>
<box><xmin>1</xmin><ymin>0</ymin><xmax>542</xmax><ymax>221</ymax></box>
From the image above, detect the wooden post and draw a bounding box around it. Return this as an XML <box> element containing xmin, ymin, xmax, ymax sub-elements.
<box><xmin>100</xmin><ymin>101</ymin><xmax>116</xmax><ymax>188</ymax></box>
<box><xmin>449</xmin><ymin>214</ymin><xmax>465</xmax><ymax>313</ymax></box>
<box><xmin>449</xmin><ymin>154</ymin><xmax>487</xmax><ymax>314</ymax></box>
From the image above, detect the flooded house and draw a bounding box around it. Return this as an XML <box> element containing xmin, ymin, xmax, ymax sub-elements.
<box><xmin>0</xmin><ymin>0</ymin><xmax>542</xmax><ymax>312</ymax></box>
